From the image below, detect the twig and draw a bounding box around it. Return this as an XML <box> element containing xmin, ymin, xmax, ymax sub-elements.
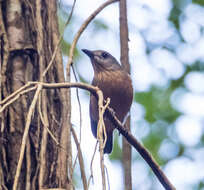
<box><xmin>106</xmin><ymin>107</ymin><xmax>176</xmax><ymax>190</ymax></box>
<box><xmin>88</xmin><ymin>141</ymin><xmax>98</xmax><ymax>187</ymax></box>
<box><xmin>25</xmin><ymin>140</ymin><xmax>31</xmax><ymax>190</ymax></box>
<box><xmin>105</xmin><ymin>166</ymin><xmax>110</xmax><ymax>190</ymax></box>
<box><xmin>42</xmin><ymin>0</ymin><xmax>76</xmax><ymax>77</ymax></box>
<box><xmin>0</xmin><ymin>82</ymin><xmax>98</xmax><ymax>114</ymax></box>
<box><xmin>13</xmin><ymin>84</ymin><xmax>43</xmax><ymax>190</ymax></box>
<box><xmin>1</xmin><ymin>81</ymin><xmax>176</xmax><ymax>190</ymax></box>
<box><xmin>65</xmin><ymin>2</ymin><xmax>118</xmax><ymax>187</ymax></box>
<box><xmin>0</xmin><ymin>82</ymin><xmax>35</xmax><ymax>105</ymax></box>
<box><xmin>70</xmin><ymin>66</ymin><xmax>83</xmax><ymax>188</ymax></box>
<box><xmin>66</xmin><ymin>0</ymin><xmax>119</xmax><ymax>71</ymax></box>
<box><xmin>97</xmin><ymin>92</ymin><xmax>110</xmax><ymax>190</ymax></box>
<box><xmin>38</xmin><ymin>94</ymin><xmax>59</xmax><ymax>145</ymax></box>
<box><xmin>97</xmin><ymin>97</ymin><xmax>110</xmax><ymax>149</ymax></box>
<box><xmin>71</xmin><ymin>127</ymin><xmax>88</xmax><ymax>190</ymax></box>
<box><xmin>0</xmin><ymin>86</ymin><xmax>37</xmax><ymax>113</ymax></box>
<box><xmin>71</xmin><ymin>65</ymin><xmax>82</xmax><ymax>142</ymax></box>
<box><xmin>35</xmin><ymin>2</ymin><xmax>49</xmax><ymax>185</ymax></box>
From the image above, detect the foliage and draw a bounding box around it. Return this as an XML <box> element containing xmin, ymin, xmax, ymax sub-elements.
<box><xmin>193</xmin><ymin>0</ymin><xmax>204</xmax><ymax>5</ymax></box>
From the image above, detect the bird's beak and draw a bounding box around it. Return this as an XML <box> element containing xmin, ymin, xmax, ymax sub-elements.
<box><xmin>82</xmin><ymin>49</ymin><xmax>94</xmax><ymax>59</ymax></box>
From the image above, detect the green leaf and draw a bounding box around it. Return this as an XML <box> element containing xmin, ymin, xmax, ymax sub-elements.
<box><xmin>193</xmin><ymin>0</ymin><xmax>204</xmax><ymax>5</ymax></box>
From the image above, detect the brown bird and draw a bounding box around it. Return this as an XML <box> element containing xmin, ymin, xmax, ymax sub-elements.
<box><xmin>82</xmin><ymin>49</ymin><xmax>133</xmax><ymax>154</ymax></box>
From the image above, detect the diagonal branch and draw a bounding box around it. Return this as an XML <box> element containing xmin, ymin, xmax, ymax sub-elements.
<box><xmin>106</xmin><ymin>107</ymin><xmax>176</xmax><ymax>190</ymax></box>
<box><xmin>66</xmin><ymin>0</ymin><xmax>119</xmax><ymax>71</ymax></box>
<box><xmin>1</xmin><ymin>81</ymin><xmax>176</xmax><ymax>190</ymax></box>
<box><xmin>71</xmin><ymin>127</ymin><xmax>88</xmax><ymax>190</ymax></box>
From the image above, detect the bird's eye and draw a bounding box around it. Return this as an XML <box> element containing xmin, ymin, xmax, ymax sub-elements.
<box><xmin>101</xmin><ymin>52</ymin><xmax>109</xmax><ymax>59</ymax></box>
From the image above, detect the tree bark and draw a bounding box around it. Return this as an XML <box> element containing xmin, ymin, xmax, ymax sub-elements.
<box><xmin>0</xmin><ymin>0</ymin><xmax>71</xmax><ymax>189</ymax></box>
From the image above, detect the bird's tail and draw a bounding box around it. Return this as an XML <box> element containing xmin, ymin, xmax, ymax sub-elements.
<box><xmin>104</xmin><ymin>133</ymin><xmax>113</xmax><ymax>154</ymax></box>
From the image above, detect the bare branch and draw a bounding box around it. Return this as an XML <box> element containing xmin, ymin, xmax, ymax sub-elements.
<box><xmin>0</xmin><ymin>83</ymin><xmax>35</xmax><ymax>105</ymax></box>
<box><xmin>0</xmin><ymin>86</ymin><xmax>37</xmax><ymax>113</ymax></box>
<box><xmin>106</xmin><ymin>107</ymin><xmax>176</xmax><ymax>190</ymax></box>
<box><xmin>71</xmin><ymin>65</ymin><xmax>83</xmax><ymax>142</ymax></box>
<box><xmin>66</xmin><ymin>0</ymin><xmax>119</xmax><ymax>71</ymax></box>
<box><xmin>13</xmin><ymin>84</ymin><xmax>43</xmax><ymax>190</ymax></box>
<box><xmin>42</xmin><ymin>0</ymin><xmax>76</xmax><ymax>77</ymax></box>
<box><xmin>119</xmin><ymin>0</ymin><xmax>132</xmax><ymax>189</ymax></box>
<box><xmin>1</xmin><ymin>81</ymin><xmax>176</xmax><ymax>190</ymax></box>
<box><xmin>88</xmin><ymin>141</ymin><xmax>98</xmax><ymax>187</ymax></box>
<box><xmin>97</xmin><ymin>91</ymin><xmax>110</xmax><ymax>190</ymax></box>
<box><xmin>71</xmin><ymin>127</ymin><xmax>88</xmax><ymax>190</ymax></box>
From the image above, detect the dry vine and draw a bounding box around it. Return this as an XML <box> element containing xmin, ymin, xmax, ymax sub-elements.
<box><xmin>0</xmin><ymin>0</ymin><xmax>176</xmax><ymax>189</ymax></box>
<box><xmin>0</xmin><ymin>81</ymin><xmax>176</xmax><ymax>190</ymax></box>
<box><xmin>66</xmin><ymin>0</ymin><xmax>119</xmax><ymax>189</ymax></box>
<box><xmin>0</xmin><ymin>82</ymin><xmax>108</xmax><ymax>190</ymax></box>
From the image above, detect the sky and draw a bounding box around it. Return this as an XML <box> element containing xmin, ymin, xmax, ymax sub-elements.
<box><xmin>62</xmin><ymin>0</ymin><xmax>204</xmax><ymax>189</ymax></box>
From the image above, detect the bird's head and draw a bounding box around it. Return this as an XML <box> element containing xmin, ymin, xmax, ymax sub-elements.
<box><xmin>82</xmin><ymin>49</ymin><xmax>122</xmax><ymax>73</ymax></box>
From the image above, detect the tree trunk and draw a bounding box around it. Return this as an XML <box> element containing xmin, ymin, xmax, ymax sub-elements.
<box><xmin>0</xmin><ymin>0</ymin><xmax>71</xmax><ymax>189</ymax></box>
<box><xmin>119</xmin><ymin>0</ymin><xmax>132</xmax><ymax>189</ymax></box>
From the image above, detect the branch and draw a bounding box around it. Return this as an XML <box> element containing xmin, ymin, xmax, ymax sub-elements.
<box><xmin>66</xmin><ymin>0</ymin><xmax>119</xmax><ymax>70</ymax></box>
<box><xmin>13</xmin><ymin>84</ymin><xmax>43</xmax><ymax>190</ymax></box>
<box><xmin>71</xmin><ymin>127</ymin><xmax>88</xmax><ymax>190</ymax></box>
<box><xmin>106</xmin><ymin>107</ymin><xmax>176</xmax><ymax>190</ymax></box>
<box><xmin>88</xmin><ymin>141</ymin><xmax>98</xmax><ymax>187</ymax></box>
<box><xmin>97</xmin><ymin>91</ymin><xmax>110</xmax><ymax>190</ymax></box>
<box><xmin>119</xmin><ymin>0</ymin><xmax>132</xmax><ymax>189</ymax></box>
<box><xmin>1</xmin><ymin>81</ymin><xmax>176</xmax><ymax>190</ymax></box>
<box><xmin>65</xmin><ymin>2</ymin><xmax>118</xmax><ymax>188</ymax></box>
<box><xmin>42</xmin><ymin>0</ymin><xmax>76</xmax><ymax>77</ymax></box>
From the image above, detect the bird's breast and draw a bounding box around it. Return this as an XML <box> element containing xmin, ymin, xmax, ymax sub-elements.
<box><xmin>93</xmin><ymin>70</ymin><xmax>133</xmax><ymax>121</ymax></box>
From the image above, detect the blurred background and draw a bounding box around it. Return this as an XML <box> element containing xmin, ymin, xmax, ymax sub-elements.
<box><xmin>58</xmin><ymin>0</ymin><xmax>204</xmax><ymax>189</ymax></box>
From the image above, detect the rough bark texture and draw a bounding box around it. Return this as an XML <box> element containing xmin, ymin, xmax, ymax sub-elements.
<box><xmin>0</xmin><ymin>0</ymin><xmax>71</xmax><ymax>189</ymax></box>
<box><xmin>119</xmin><ymin>0</ymin><xmax>132</xmax><ymax>189</ymax></box>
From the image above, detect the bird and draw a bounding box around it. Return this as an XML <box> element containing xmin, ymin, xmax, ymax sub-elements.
<box><xmin>82</xmin><ymin>49</ymin><xmax>133</xmax><ymax>154</ymax></box>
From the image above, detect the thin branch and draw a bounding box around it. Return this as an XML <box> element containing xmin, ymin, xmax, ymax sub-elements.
<box><xmin>13</xmin><ymin>84</ymin><xmax>43</xmax><ymax>190</ymax></box>
<box><xmin>0</xmin><ymin>1</ymin><xmax>9</xmax><ymax>97</ymax></box>
<box><xmin>0</xmin><ymin>82</ymin><xmax>35</xmax><ymax>105</ymax></box>
<box><xmin>2</xmin><ymin>81</ymin><xmax>176</xmax><ymax>190</ymax></box>
<box><xmin>105</xmin><ymin>166</ymin><xmax>110</xmax><ymax>190</ymax></box>
<box><xmin>88</xmin><ymin>141</ymin><xmax>98</xmax><ymax>187</ymax></box>
<box><xmin>0</xmin><ymin>86</ymin><xmax>37</xmax><ymax>113</ymax></box>
<box><xmin>66</xmin><ymin>0</ymin><xmax>119</xmax><ymax>71</ymax></box>
<box><xmin>106</xmin><ymin>107</ymin><xmax>176</xmax><ymax>190</ymax></box>
<box><xmin>38</xmin><ymin>94</ymin><xmax>59</xmax><ymax>145</ymax></box>
<box><xmin>71</xmin><ymin>127</ymin><xmax>88</xmax><ymax>190</ymax></box>
<box><xmin>42</xmin><ymin>0</ymin><xmax>76</xmax><ymax>77</ymax></box>
<box><xmin>0</xmin><ymin>82</ymin><xmax>98</xmax><ymax>114</ymax></box>
<box><xmin>38</xmin><ymin>90</ymin><xmax>49</xmax><ymax>187</ymax></box>
<box><xmin>71</xmin><ymin>65</ymin><xmax>82</xmax><ymax>142</ymax></box>
<box><xmin>25</xmin><ymin>140</ymin><xmax>31</xmax><ymax>190</ymax></box>
<box><xmin>65</xmin><ymin>2</ymin><xmax>118</xmax><ymax>188</ymax></box>
<box><xmin>97</xmin><ymin>91</ymin><xmax>110</xmax><ymax>190</ymax></box>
